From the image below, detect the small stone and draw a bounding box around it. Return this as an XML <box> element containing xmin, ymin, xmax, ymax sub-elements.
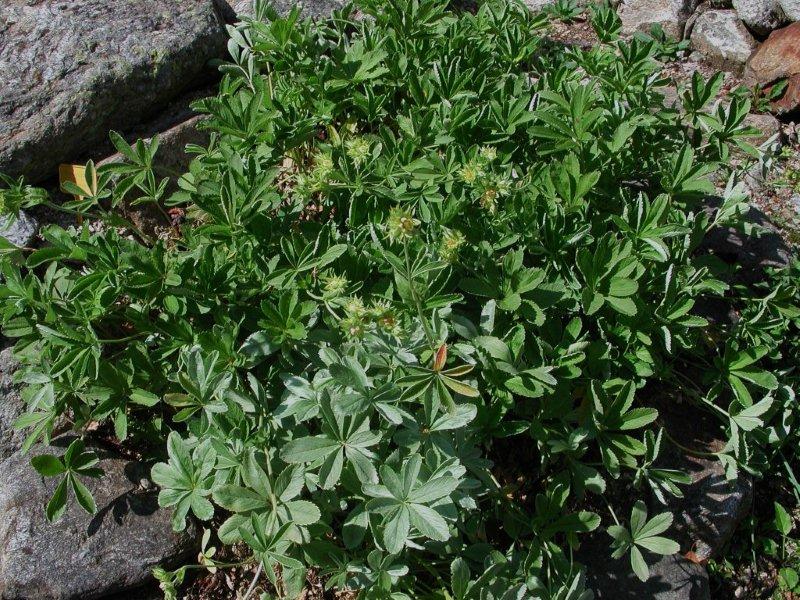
<box><xmin>522</xmin><ymin>0</ymin><xmax>557</xmax><ymax>11</ymax></box>
<box><xmin>619</xmin><ymin>0</ymin><xmax>701</xmax><ymax>39</ymax></box>
<box><xmin>732</xmin><ymin>0</ymin><xmax>788</xmax><ymax>35</ymax></box>
<box><xmin>0</xmin><ymin>439</ymin><xmax>201</xmax><ymax>599</ymax></box>
<box><xmin>742</xmin><ymin>112</ymin><xmax>781</xmax><ymax>145</ymax></box>
<box><xmin>790</xmin><ymin>193</ymin><xmax>800</xmax><ymax>213</ymax></box>
<box><xmin>701</xmin><ymin>201</ymin><xmax>792</xmax><ymax>283</ymax></box>
<box><xmin>0</xmin><ymin>211</ymin><xmax>38</xmax><ymax>248</ymax></box>
<box><xmin>690</xmin><ymin>10</ymin><xmax>758</xmax><ymax>72</ymax></box>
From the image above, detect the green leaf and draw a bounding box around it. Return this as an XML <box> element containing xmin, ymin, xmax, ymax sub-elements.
<box><xmin>280</xmin><ymin>436</ymin><xmax>341</xmax><ymax>463</ymax></box>
<box><xmin>46</xmin><ymin>478</ymin><xmax>69</xmax><ymax>522</ymax></box>
<box><xmin>451</xmin><ymin>557</ymin><xmax>470</xmax><ymax>600</ymax></box>
<box><xmin>774</xmin><ymin>502</ymin><xmax>793</xmax><ymax>536</ymax></box>
<box><xmin>71</xmin><ymin>476</ymin><xmax>97</xmax><ymax>515</ymax></box>
<box><xmin>240</xmin><ymin>331</ymin><xmax>278</xmax><ymax>363</ymax></box>
<box><xmin>31</xmin><ymin>454</ymin><xmax>65</xmax><ymax>477</ymax></box>
<box><xmin>383</xmin><ymin>507</ymin><xmax>410</xmax><ymax>554</ymax></box>
<box><xmin>630</xmin><ymin>545</ymin><xmax>649</xmax><ymax>582</ymax></box>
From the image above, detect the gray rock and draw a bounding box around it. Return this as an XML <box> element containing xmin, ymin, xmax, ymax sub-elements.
<box><xmin>656</xmin><ymin>400</ymin><xmax>754</xmax><ymax>562</ymax></box>
<box><xmin>701</xmin><ymin>204</ymin><xmax>792</xmax><ymax>283</ymax></box>
<box><xmin>99</xmin><ymin>114</ymin><xmax>211</xmax><ymax>186</ymax></box>
<box><xmin>0</xmin><ymin>0</ymin><xmax>229</xmax><ymax>184</ymax></box>
<box><xmin>619</xmin><ymin>0</ymin><xmax>701</xmax><ymax>39</ymax></box>
<box><xmin>0</xmin><ymin>349</ymin><xmax>25</xmax><ymax>463</ymax></box>
<box><xmin>673</xmin><ymin>452</ymin><xmax>753</xmax><ymax>560</ymax></box>
<box><xmin>690</xmin><ymin>10</ymin><xmax>758</xmax><ymax>72</ymax></box>
<box><xmin>791</xmin><ymin>193</ymin><xmax>800</xmax><ymax>214</ymax></box>
<box><xmin>522</xmin><ymin>0</ymin><xmax>557</xmax><ymax>11</ymax></box>
<box><xmin>779</xmin><ymin>0</ymin><xmax>800</xmax><ymax>20</ymax></box>
<box><xmin>578</xmin><ymin>535</ymin><xmax>710</xmax><ymax>599</ymax></box>
<box><xmin>226</xmin><ymin>0</ymin><xmax>346</xmax><ymax>18</ymax></box>
<box><xmin>0</xmin><ymin>440</ymin><xmax>200</xmax><ymax>600</ymax></box>
<box><xmin>0</xmin><ymin>211</ymin><xmax>38</xmax><ymax>248</ymax></box>
<box><xmin>742</xmin><ymin>112</ymin><xmax>782</xmax><ymax>145</ymax></box>
<box><xmin>732</xmin><ymin>0</ymin><xmax>787</xmax><ymax>35</ymax></box>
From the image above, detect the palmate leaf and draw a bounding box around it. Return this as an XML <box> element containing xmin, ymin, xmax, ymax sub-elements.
<box><xmin>364</xmin><ymin>454</ymin><xmax>460</xmax><ymax>553</ymax></box>
<box><xmin>31</xmin><ymin>439</ymin><xmax>102</xmax><ymax>522</ymax></box>
<box><xmin>608</xmin><ymin>501</ymin><xmax>680</xmax><ymax>582</ymax></box>
<box><xmin>280</xmin><ymin>394</ymin><xmax>382</xmax><ymax>488</ymax></box>
<box><xmin>212</xmin><ymin>452</ymin><xmax>320</xmax><ymax>543</ymax></box>
<box><xmin>151</xmin><ymin>433</ymin><xmax>217</xmax><ymax>531</ymax></box>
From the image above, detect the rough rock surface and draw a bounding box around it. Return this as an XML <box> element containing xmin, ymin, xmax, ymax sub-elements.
<box><xmin>0</xmin><ymin>211</ymin><xmax>38</xmax><ymax>248</ymax></box>
<box><xmin>673</xmin><ymin>452</ymin><xmax>753</xmax><ymax>560</ymax></box>
<box><xmin>744</xmin><ymin>23</ymin><xmax>800</xmax><ymax>114</ymax></box>
<box><xmin>619</xmin><ymin>0</ymin><xmax>700</xmax><ymax>39</ymax></box>
<box><xmin>779</xmin><ymin>0</ymin><xmax>800</xmax><ymax>20</ymax></box>
<box><xmin>745</xmin><ymin>22</ymin><xmax>800</xmax><ymax>85</ymax></box>
<box><xmin>100</xmin><ymin>115</ymin><xmax>210</xmax><ymax>184</ymax></box>
<box><xmin>733</xmin><ymin>0</ymin><xmax>787</xmax><ymax>35</ymax></box>
<box><xmin>226</xmin><ymin>0</ymin><xmax>346</xmax><ymax>18</ymax></box>
<box><xmin>701</xmin><ymin>200</ymin><xmax>791</xmax><ymax>283</ymax></box>
<box><xmin>522</xmin><ymin>0</ymin><xmax>557</xmax><ymax>11</ymax></box>
<box><xmin>742</xmin><ymin>112</ymin><xmax>781</xmax><ymax>145</ymax></box>
<box><xmin>690</xmin><ymin>10</ymin><xmax>757</xmax><ymax>72</ymax></box>
<box><xmin>0</xmin><ymin>0</ymin><xmax>229</xmax><ymax>184</ymax></box>
<box><xmin>0</xmin><ymin>440</ymin><xmax>200</xmax><ymax>600</ymax></box>
<box><xmin>579</xmin><ymin>535</ymin><xmax>710</xmax><ymax>599</ymax></box>
<box><xmin>0</xmin><ymin>348</ymin><xmax>24</xmax><ymax>462</ymax></box>
<box><xmin>771</xmin><ymin>74</ymin><xmax>800</xmax><ymax>114</ymax></box>
<box><xmin>658</xmin><ymin>400</ymin><xmax>754</xmax><ymax>561</ymax></box>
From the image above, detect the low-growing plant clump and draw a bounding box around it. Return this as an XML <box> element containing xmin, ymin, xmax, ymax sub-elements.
<box><xmin>1</xmin><ymin>0</ymin><xmax>798</xmax><ymax>598</ymax></box>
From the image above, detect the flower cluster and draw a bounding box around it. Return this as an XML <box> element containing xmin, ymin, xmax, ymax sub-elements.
<box><xmin>457</xmin><ymin>147</ymin><xmax>513</xmax><ymax>214</ymax></box>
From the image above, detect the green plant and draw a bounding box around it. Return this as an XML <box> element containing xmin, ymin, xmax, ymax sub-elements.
<box><xmin>634</xmin><ymin>24</ymin><xmax>690</xmax><ymax>62</ymax></box>
<box><xmin>1</xmin><ymin>0</ymin><xmax>798</xmax><ymax>597</ymax></box>
<box><xmin>30</xmin><ymin>438</ymin><xmax>102</xmax><ymax>521</ymax></box>
<box><xmin>544</xmin><ymin>0</ymin><xmax>583</xmax><ymax>23</ymax></box>
<box><xmin>608</xmin><ymin>501</ymin><xmax>680</xmax><ymax>581</ymax></box>
<box><xmin>732</xmin><ymin>79</ymin><xmax>790</xmax><ymax>114</ymax></box>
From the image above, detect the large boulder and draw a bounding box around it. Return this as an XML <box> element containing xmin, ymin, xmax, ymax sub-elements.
<box><xmin>619</xmin><ymin>0</ymin><xmax>701</xmax><ymax>40</ymax></box>
<box><xmin>0</xmin><ymin>348</ymin><xmax>25</xmax><ymax>462</ymax></box>
<box><xmin>579</xmin><ymin>535</ymin><xmax>710</xmax><ymax>600</ymax></box>
<box><xmin>771</xmin><ymin>75</ymin><xmax>800</xmax><ymax>115</ymax></box>
<box><xmin>732</xmin><ymin>0</ymin><xmax>787</xmax><ymax>35</ymax></box>
<box><xmin>690</xmin><ymin>10</ymin><xmax>758</xmax><ymax>72</ymax></box>
<box><xmin>226</xmin><ymin>0</ymin><xmax>346</xmax><ymax>18</ymax></box>
<box><xmin>744</xmin><ymin>22</ymin><xmax>800</xmax><ymax>84</ymax></box>
<box><xmin>657</xmin><ymin>400</ymin><xmax>754</xmax><ymax>562</ymax></box>
<box><xmin>0</xmin><ymin>440</ymin><xmax>201</xmax><ymax>599</ymax></box>
<box><xmin>0</xmin><ymin>0</ymin><xmax>230</xmax><ymax>184</ymax></box>
<box><xmin>780</xmin><ymin>0</ymin><xmax>800</xmax><ymax>20</ymax></box>
<box><xmin>744</xmin><ymin>23</ymin><xmax>800</xmax><ymax>114</ymax></box>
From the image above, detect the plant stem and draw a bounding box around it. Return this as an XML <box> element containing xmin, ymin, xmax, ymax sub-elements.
<box><xmin>403</xmin><ymin>242</ymin><xmax>436</xmax><ymax>350</ymax></box>
<box><xmin>663</xmin><ymin>429</ymin><xmax>718</xmax><ymax>458</ymax></box>
<box><xmin>242</xmin><ymin>562</ymin><xmax>265</xmax><ymax>600</ymax></box>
